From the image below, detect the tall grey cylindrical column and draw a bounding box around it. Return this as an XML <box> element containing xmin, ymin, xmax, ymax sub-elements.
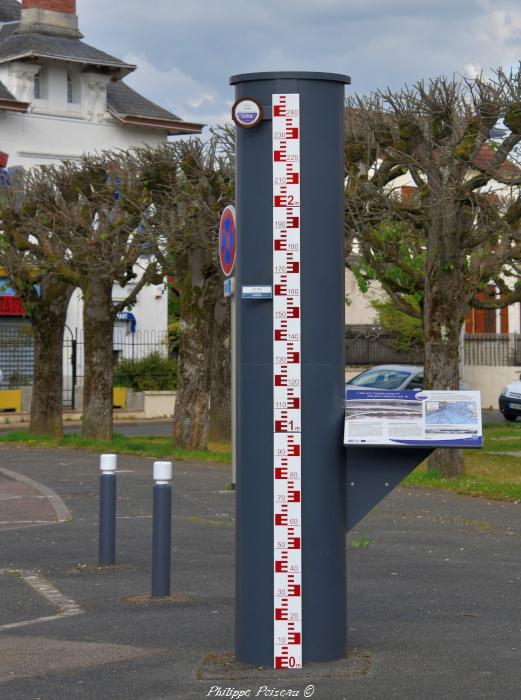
<box><xmin>231</xmin><ymin>71</ymin><xmax>350</xmax><ymax>666</ymax></box>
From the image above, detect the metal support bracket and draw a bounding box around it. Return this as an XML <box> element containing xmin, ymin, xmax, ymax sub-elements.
<box><xmin>345</xmin><ymin>447</ymin><xmax>433</xmax><ymax>531</ymax></box>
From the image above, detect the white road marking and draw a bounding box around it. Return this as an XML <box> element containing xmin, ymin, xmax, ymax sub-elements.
<box><xmin>0</xmin><ymin>569</ymin><xmax>84</xmax><ymax>631</ymax></box>
<box><xmin>0</xmin><ymin>520</ymin><xmax>53</xmax><ymax>525</ymax></box>
<box><xmin>0</xmin><ymin>495</ymin><xmax>47</xmax><ymax>501</ymax></box>
<box><xmin>0</xmin><ymin>468</ymin><xmax>71</xmax><ymax>522</ymax></box>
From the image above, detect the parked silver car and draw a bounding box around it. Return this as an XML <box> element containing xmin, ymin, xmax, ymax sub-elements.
<box><xmin>346</xmin><ymin>364</ymin><xmax>424</xmax><ymax>392</ymax></box>
<box><xmin>499</xmin><ymin>380</ymin><xmax>521</xmax><ymax>421</ymax></box>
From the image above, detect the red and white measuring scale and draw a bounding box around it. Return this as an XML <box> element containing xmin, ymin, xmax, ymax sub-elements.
<box><xmin>273</xmin><ymin>93</ymin><xmax>302</xmax><ymax>669</ymax></box>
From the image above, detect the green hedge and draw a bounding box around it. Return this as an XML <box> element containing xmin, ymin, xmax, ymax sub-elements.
<box><xmin>113</xmin><ymin>353</ymin><xmax>177</xmax><ymax>392</ymax></box>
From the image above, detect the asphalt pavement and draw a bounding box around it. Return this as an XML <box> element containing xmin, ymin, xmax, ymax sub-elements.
<box><xmin>0</xmin><ymin>444</ymin><xmax>520</xmax><ymax>699</ymax></box>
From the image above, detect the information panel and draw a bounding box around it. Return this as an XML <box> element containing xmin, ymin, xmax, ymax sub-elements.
<box><xmin>344</xmin><ymin>390</ymin><xmax>483</xmax><ymax>448</ymax></box>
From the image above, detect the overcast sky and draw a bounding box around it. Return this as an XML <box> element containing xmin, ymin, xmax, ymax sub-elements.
<box><xmin>77</xmin><ymin>0</ymin><xmax>521</xmax><ymax>129</ymax></box>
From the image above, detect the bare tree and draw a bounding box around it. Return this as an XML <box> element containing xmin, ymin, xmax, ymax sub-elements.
<box><xmin>1</xmin><ymin>138</ymin><xmax>234</xmax><ymax>447</ymax></box>
<box><xmin>137</xmin><ymin>135</ymin><xmax>234</xmax><ymax>449</ymax></box>
<box><xmin>28</xmin><ymin>153</ymin><xmax>163</xmax><ymax>439</ymax></box>
<box><xmin>345</xmin><ymin>68</ymin><xmax>521</xmax><ymax>477</ymax></box>
<box><xmin>0</xmin><ymin>168</ymin><xmax>74</xmax><ymax>437</ymax></box>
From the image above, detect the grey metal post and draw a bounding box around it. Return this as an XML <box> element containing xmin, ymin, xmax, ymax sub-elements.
<box><xmin>231</xmin><ymin>290</ymin><xmax>237</xmax><ymax>490</ymax></box>
<box><xmin>231</xmin><ymin>71</ymin><xmax>350</xmax><ymax>665</ymax></box>
<box><xmin>99</xmin><ymin>453</ymin><xmax>117</xmax><ymax>566</ymax></box>
<box><xmin>151</xmin><ymin>461</ymin><xmax>173</xmax><ymax>597</ymax></box>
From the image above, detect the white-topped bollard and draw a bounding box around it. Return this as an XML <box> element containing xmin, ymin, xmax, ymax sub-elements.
<box><xmin>100</xmin><ymin>453</ymin><xmax>117</xmax><ymax>474</ymax></box>
<box><xmin>152</xmin><ymin>461</ymin><xmax>173</xmax><ymax>597</ymax></box>
<box><xmin>99</xmin><ymin>454</ymin><xmax>117</xmax><ymax>566</ymax></box>
<box><xmin>153</xmin><ymin>460</ymin><xmax>173</xmax><ymax>485</ymax></box>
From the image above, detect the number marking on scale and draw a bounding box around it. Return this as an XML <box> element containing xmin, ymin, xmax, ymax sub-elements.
<box><xmin>273</xmin><ymin>93</ymin><xmax>302</xmax><ymax>670</ymax></box>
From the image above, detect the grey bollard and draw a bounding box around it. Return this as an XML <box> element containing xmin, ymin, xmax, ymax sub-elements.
<box><xmin>99</xmin><ymin>453</ymin><xmax>117</xmax><ymax>566</ymax></box>
<box><xmin>151</xmin><ymin>461</ymin><xmax>173</xmax><ymax>597</ymax></box>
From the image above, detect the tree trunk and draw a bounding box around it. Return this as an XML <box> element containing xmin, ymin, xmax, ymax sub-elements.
<box><xmin>173</xmin><ymin>254</ymin><xmax>220</xmax><ymax>450</ymax></box>
<box><xmin>209</xmin><ymin>294</ymin><xmax>231</xmax><ymax>442</ymax></box>
<box><xmin>82</xmin><ymin>276</ymin><xmax>115</xmax><ymax>439</ymax></box>
<box><xmin>29</xmin><ymin>277</ymin><xmax>74</xmax><ymax>437</ymax></box>
<box><xmin>424</xmin><ymin>263</ymin><xmax>465</xmax><ymax>478</ymax></box>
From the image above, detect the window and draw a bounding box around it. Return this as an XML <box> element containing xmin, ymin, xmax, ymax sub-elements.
<box><xmin>33</xmin><ymin>68</ymin><xmax>48</xmax><ymax>101</ymax></box>
<box><xmin>482</xmin><ymin>285</ymin><xmax>497</xmax><ymax>333</ymax></box>
<box><xmin>34</xmin><ymin>71</ymin><xmax>41</xmax><ymax>100</ymax></box>
<box><xmin>67</xmin><ymin>71</ymin><xmax>80</xmax><ymax>105</ymax></box>
<box><xmin>483</xmin><ymin>308</ymin><xmax>496</xmax><ymax>333</ymax></box>
<box><xmin>348</xmin><ymin>368</ymin><xmax>411</xmax><ymax>390</ymax></box>
<box><xmin>408</xmin><ymin>374</ymin><xmax>424</xmax><ymax>390</ymax></box>
<box><xmin>67</xmin><ymin>72</ymin><xmax>73</xmax><ymax>103</ymax></box>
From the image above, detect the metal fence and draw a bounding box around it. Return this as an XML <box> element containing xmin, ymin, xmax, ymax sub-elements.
<box><xmin>63</xmin><ymin>329</ymin><xmax>170</xmax><ymax>408</ymax></box>
<box><xmin>463</xmin><ymin>333</ymin><xmax>521</xmax><ymax>367</ymax></box>
<box><xmin>346</xmin><ymin>328</ymin><xmax>521</xmax><ymax>367</ymax></box>
<box><xmin>0</xmin><ymin>326</ymin><xmax>34</xmax><ymax>387</ymax></box>
<box><xmin>345</xmin><ymin>328</ymin><xmax>423</xmax><ymax>366</ymax></box>
<box><xmin>0</xmin><ymin>324</ymin><xmax>170</xmax><ymax>407</ymax></box>
<box><xmin>2</xmin><ymin>324</ymin><xmax>521</xmax><ymax>406</ymax></box>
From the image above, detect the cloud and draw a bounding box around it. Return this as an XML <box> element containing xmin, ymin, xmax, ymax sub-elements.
<box><xmin>76</xmin><ymin>0</ymin><xmax>521</xmax><ymax>127</ymax></box>
<box><xmin>464</xmin><ymin>63</ymin><xmax>482</xmax><ymax>79</ymax></box>
<box><xmin>122</xmin><ymin>52</ymin><xmax>217</xmax><ymax>124</ymax></box>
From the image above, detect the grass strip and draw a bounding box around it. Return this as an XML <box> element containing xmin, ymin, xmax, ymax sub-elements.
<box><xmin>400</xmin><ymin>447</ymin><xmax>521</xmax><ymax>501</ymax></box>
<box><xmin>403</xmin><ymin>467</ymin><xmax>521</xmax><ymax>502</ymax></box>
<box><xmin>0</xmin><ymin>430</ymin><xmax>231</xmax><ymax>464</ymax></box>
<box><xmin>480</xmin><ymin>422</ymin><xmax>521</xmax><ymax>452</ymax></box>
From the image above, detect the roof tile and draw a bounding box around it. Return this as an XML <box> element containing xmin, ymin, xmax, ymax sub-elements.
<box><xmin>473</xmin><ymin>144</ymin><xmax>520</xmax><ymax>173</ymax></box>
<box><xmin>0</xmin><ymin>0</ymin><xmax>21</xmax><ymax>23</ymax></box>
<box><xmin>107</xmin><ymin>81</ymin><xmax>181</xmax><ymax>122</ymax></box>
<box><xmin>0</xmin><ymin>23</ymin><xmax>134</xmax><ymax>76</ymax></box>
<box><xmin>0</xmin><ymin>9</ymin><xmax>201</xmax><ymax>132</ymax></box>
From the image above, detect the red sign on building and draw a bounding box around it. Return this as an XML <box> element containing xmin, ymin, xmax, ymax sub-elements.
<box><xmin>0</xmin><ymin>296</ymin><xmax>26</xmax><ymax>316</ymax></box>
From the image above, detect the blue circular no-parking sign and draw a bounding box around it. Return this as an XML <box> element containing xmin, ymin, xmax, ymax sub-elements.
<box><xmin>219</xmin><ymin>205</ymin><xmax>236</xmax><ymax>277</ymax></box>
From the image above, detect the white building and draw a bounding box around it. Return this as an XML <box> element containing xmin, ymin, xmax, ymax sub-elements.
<box><xmin>0</xmin><ymin>0</ymin><xmax>202</xmax><ymax>397</ymax></box>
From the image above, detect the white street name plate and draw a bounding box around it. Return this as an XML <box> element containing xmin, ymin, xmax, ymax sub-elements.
<box><xmin>242</xmin><ymin>286</ymin><xmax>273</xmax><ymax>299</ymax></box>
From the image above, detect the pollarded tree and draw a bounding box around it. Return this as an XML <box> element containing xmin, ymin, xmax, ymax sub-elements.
<box><xmin>27</xmin><ymin>152</ymin><xmax>163</xmax><ymax>439</ymax></box>
<box><xmin>207</xmin><ymin>127</ymin><xmax>235</xmax><ymax>443</ymax></box>
<box><xmin>0</xmin><ymin>168</ymin><xmax>74</xmax><ymax>437</ymax></box>
<box><xmin>137</xmin><ymin>135</ymin><xmax>234</xmax><ymax>449</ymax></box>
<box><xmin>345</xmin><ymin>68</ymin><xmax>521</xmax><ymax>477</ymax></box>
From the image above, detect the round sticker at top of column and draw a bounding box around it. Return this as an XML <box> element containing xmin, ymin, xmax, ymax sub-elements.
<box><xmin>232</xmin><ymin>97</ymin><xmax>263</xmax><ymax>128</ymax></box>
